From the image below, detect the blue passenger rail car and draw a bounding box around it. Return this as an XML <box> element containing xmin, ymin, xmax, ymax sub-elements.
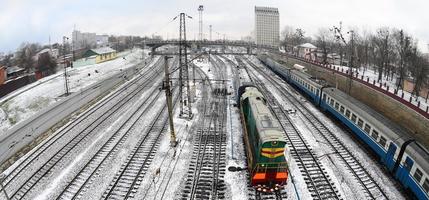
<box><xmin>258</xmin><ymin>55</ymin><xmax>429</xmax><ymax>200</ymax></box>
<box><xmin>322</xmin><ymin>88</ymin><xmax>429</xmax><ymax>200</ymax></box>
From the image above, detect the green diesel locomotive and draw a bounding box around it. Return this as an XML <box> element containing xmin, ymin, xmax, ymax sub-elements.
<box><xmin>238</xmin><ymin>84</ymin><xmax>289</xmax><ymax>192</ymax></box>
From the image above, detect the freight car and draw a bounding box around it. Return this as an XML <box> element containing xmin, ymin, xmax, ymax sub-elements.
<box><xmin>259</xmin><ymin>55</ymin><xmax>429</xmax><ymax>200</ymax></box>
<box><xmin>238</xmin><ymin>84</ymin><xmax>289</xmax><ymax>192</ymax></box>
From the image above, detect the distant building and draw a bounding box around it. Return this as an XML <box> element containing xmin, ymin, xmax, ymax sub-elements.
<box><xmin>74</xmin><ymin>47</ymin><xmax>117</xmax><ymax>67</ymax></box>
<box><xmin>295</xmin><ymin>43</ymin><xmax>317</xmax><ymax>59</ymax></box>
<box><xmin>6</xmin><ymin>66</ymin><xmax>25</xmax><ymax>79</ymax></box>
<box><xmin>33</xmin><ymin>49</ymin><xmax>58</xmax><ymax>80</ymax></box>
<box><xmin>34</xmin><ymin>48</ymin><xmax>59</xmax><ymax>60</ymax></box>
<box><xmin>254</xmin><ymin>6</ymin><xmax>279</xmax><ymax>47</ymax></box>
<box><xmin>72</xmin><ymin>30</ymin><xmax>109</xmax><ymax>50</ymax></box>
<box><xmin>0</xmin><ymin>66</ymin><xmax>6</xmax><ymax>85</ymax></box>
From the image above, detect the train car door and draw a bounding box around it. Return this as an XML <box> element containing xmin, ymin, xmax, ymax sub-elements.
<box><xmin>397</xmin><ymin>156</ymin><xmax>414</xmax><ymax>185</ymax></box>
<box><xmin>383</xmin><ymin>142</ymin><xmax>397</xmax><ymax>170</ymax></box>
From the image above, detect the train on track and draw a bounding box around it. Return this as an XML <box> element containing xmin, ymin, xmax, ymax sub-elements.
<box><xmin>237</xmin><ymin>83</ymin><xmax>289</xmax><ymax>193</ymax></box>
<box><xmin>259</xmin><ymin>55</ymin><xmax>429</xmax><ymax>200</ymax></box>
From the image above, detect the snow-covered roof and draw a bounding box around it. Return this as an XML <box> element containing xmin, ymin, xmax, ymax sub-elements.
<box><xmin>91</xmin><ymin>47</ymin><xmax>116</xmax><ymax>55</ymax></box>
<box><xmin>6</xmin><ymin>66</ymin><xmax>25</xmax><ymax>74</ymax></box>
<box><xmin>36</xmin><ymin>49</ymin><xmax>51</xmax><ymax>55</ymax></box>
<box><xmin>298</xmin><ymin>43</ymin><xmax>317</xmax><ymax>49</ymax></box>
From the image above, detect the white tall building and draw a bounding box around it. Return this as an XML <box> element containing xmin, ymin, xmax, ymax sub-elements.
<box><xmin>72</xmin><ymin>30</ymin><xmax>109</xmax><ymax>50</ymax></box>
<box><xmin>254</xmin><ymin>6</ymin><xmax>279</xmax><ymax>47</ymax></box>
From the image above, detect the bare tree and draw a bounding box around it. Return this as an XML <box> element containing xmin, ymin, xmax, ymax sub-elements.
<box><xmin>281</xmin><ymin>26</ymin><xmax>295</xmax><ymax>52</ymax></box>
<box><xmin>0</xmin><ymin>53</ymin><xmax>13</xmax><ymax>66</ymax></box>
<box><xmin>15</xmin><ymin>42</ymin><xmax>41</xmax><ymax>72</ymax></box>
<box><xmin>359</xmin><ymin>29</ymin><xmax>373</xmax><ymax>73</ymax></box>
<box><xmin>371</xmin><ymin>28</ymin><xmax>394</xmax><ymax>81</ymax></box>
<box><xmin>315</xmin><ymin>28</ymin><xmax>333</xmax><ymax>64</ymax></box>
<box><xmin>393</xmin><ymin>29</ymin><xmax>413</xmax><ymax>90</ymax></box>
<box><xmin>408</xmin><ymin>47</ymin><xmax>429</xmax><ymax>96</ymax></box>
<box><xmin>332</xmin><ymin>22</ymin><xmax>348</xmax><ymax>66</ymax></box>
<box><xmin>37</xmin><ymin>52</ymin><xmax>57</xmax><ymax>74</ymax></box>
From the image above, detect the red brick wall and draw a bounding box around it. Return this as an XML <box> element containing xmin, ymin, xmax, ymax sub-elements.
<box><xmin>0</xmin><ymin>67</ymin><xmax>6</xmax><ymax>85</ymax></box>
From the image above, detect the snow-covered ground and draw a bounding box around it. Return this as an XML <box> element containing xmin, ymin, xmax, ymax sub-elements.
<box><xmin>334</xmin><ymin>64</ymin><xmax>429</xmax><ymax>109</ymax></box>
<box><xmin>0</xmin><ymin>48</ymin><xmax>148</xmax><ymax>135</ymax></box>
<box><xmin>305</xmin><ymin>59</ymin><xmax>429</xmax><ymax>113</ymax></box>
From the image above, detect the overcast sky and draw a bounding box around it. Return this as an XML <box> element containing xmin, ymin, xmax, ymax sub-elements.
<box><xmin>0</xmin><ymin>0</ymin><xmax>428</xmax><ymax>53</ymax></box>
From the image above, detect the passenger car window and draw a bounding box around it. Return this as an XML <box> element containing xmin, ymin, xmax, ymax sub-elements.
<box><xmin>357</xmin><ymin>119</ymin><xmax>363</xmax><ymax>128</ymax></box>
<box><xmin>364</xmin><ymin>124</ymin><xmax>371</xmax><ymax>133</ymax></box>
<box><xmin>351</xmin><ymin>114</ymin><xmax>357</xmax><ymax>123</ymax></box>
<box><xmin>414</xmin><ymin>168</ymin><xmax>423</xmax><ymax>183</ymax></box>
<box><xmin>379</xmin><ymin>136</ymin><xmax>387</xmax><ymax>148</ymax></box>
<box><xmin>335</xmin><ymin>102</ymin><xmax>339</xmax><ymax>110</ymax></box>
<box><xmin>340</xmin><ymin>106</ymin><xmax>345</xmax><ymax>114</ymax></box>
<box><xmin>423</xmin><ymin>178</ymin><xmax>429</xmax><ymax>194</ymax></box>
<box><xmin>345</xmin><ymin>110</ymin><xmax>351</xmax><ymax>118</ymax></box>
<box><xmin>371</xmin><ymin>130</ymin><xmax>379</xmax><ymax>140</ymax></box>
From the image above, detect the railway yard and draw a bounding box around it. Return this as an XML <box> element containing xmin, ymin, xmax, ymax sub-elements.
<box><xmin>0</xmin><ymin>49</ymin><xmax>421</xmax><ymax>200</ymax></box>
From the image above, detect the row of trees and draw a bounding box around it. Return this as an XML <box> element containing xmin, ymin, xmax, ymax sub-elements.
<box><xmin>281</xmin><ymin>24</ymin><xmax>429</xmax><ymax>96</ymax></box>
<box><xmin>0</xmin><ymin>42</ymin><xmax>58</xmax><ymax>75</ymax></box>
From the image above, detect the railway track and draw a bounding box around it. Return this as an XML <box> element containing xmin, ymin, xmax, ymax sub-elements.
<box><xmin>237</xmin><ymin>56</ymin><xmax>341</xmax><ymax>200</ymax></box>
<box><xmin>2</xmin><ymin>57</ymin><xmax>165</xmax><ymax>199</ymax></box>
<box><xmin>101</xmin><ymin>89</ymin><xmax>180</xmax><ymax>199</ymax></box>
<box><xmin>56</xmin><ymin>85</ymin><xmax>166</xmax><ymax>199</ymax></box>
<box><xmin>180</xmin><ymin>56</ymin><xmax>227</xmax><ymax>200</ymax></box>
<box><xmin>139</xmin><ymin>65</ymin><xmax>212</xmax><ymax>199</ymax></box>
<box><xmin>245</xmin><ymin>56</ymin><xmax>389</xmax><ymax>199</ymax></box>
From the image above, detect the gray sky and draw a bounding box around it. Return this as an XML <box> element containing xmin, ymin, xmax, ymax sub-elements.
<box><xmin>0</xmin><ymin>0</ymin><xmax>428</xmax><ymax>52</ymax></box>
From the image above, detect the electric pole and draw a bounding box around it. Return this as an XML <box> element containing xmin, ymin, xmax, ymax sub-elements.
<box><xmin>63</xmin><ymin>36</ymin><xmax>70</xmax><ymax>96</ymax></box>
<box><xmin>209</xmin><ymin>25</ymin><xmax>212</xmax><ymax>41</ymax></box>
<box><xmin>178</xmin><ymin>13</ymin><xmax>193</xmax><ymax>119</ymax></box>
<box><xmin>347</xmin><ymin>30</ymin><xmax>355</xmax><ymax>94</ymax></box>
<box><xmin>198</xmin><ymin>5</ymin><xmax>204</xmax><ymax>41</ymax></box>
<box><xmin>162</xmin><ymin>56</ymin><xmax>177</xmax><ymax>147</ymax></box>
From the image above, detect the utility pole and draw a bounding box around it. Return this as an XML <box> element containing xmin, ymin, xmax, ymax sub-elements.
<box><xmin>63</xmin><ymin>36</ymin><xmax>70</xmax><ymax>96</ymax></box>
<box><xmin>209</xmin><ymin>25</ymin><xmax>212</xmax><ymax>41</ymax></box>
<box><xmin>198</xmin><ymin>5</ymin><xmax>204</xmax><ymax>41</ymax></box>
<box><xmin>178</xmin><ymin>13</ymin><xmax>193</xmax><ymax>119</ymax></box>
<box><xmin>347</xmin><ymin>30</ymin><xmax>355</xmax><ymax>94</ymax></box>
<box><xmin>162</xmin><ymin>56</ymin><xmax>177</xmax><ymax>147</ymax></box>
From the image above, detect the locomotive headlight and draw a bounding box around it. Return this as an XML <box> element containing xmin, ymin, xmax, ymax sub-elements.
<box><xmin>272</xmin><ymin>141</ymin><xmax>278</xmax><ymax>146</ymax></box>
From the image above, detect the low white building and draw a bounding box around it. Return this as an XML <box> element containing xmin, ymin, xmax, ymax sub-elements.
<box><xmin>295</xmin><ymin>43</ymin><xmax>317</xmax><ymax>60</ymax></box>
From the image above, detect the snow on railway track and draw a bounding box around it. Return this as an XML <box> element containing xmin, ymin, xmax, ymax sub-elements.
<box><xmin>1</xmin><ymin>57</ymin><xmax>167</xmax><ymax>200</ymax></box>
<box><xmin>101</xmin><ymin>89</ymin><xmax>180</xmax><ymax>199</ymax></box>
<box><xmin>180</xmin><ymin>56</ymin><xmax>228</xmax><ymax>200</ymax></box>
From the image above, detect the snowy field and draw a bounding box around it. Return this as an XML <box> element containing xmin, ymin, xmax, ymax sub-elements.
<box><xmin>0</xmin><ymin>48</ymin><xmax>147</xmax><ymax>135</ymax></box>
